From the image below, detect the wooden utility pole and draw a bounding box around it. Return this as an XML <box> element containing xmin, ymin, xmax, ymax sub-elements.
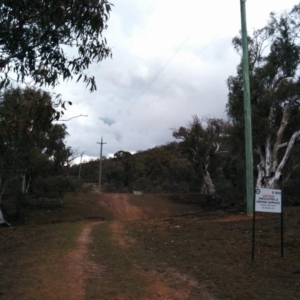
<box><xmin>97</xmin><ymin>137</ymin><xmax>107</xmax><ymax>192</ymax></box>
<box><xmin>78</xmin><ymin>152</ymin><xmax>84</xmax><ymax>180</ymax></box>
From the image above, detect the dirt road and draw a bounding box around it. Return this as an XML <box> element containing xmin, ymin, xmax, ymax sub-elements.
<box><xmin>66</xmin><ymin>193</ymin><xmax>215</xmax><ymax>300</ymax></box>
<box><xmin>0</xmin><ymin>192</ymin><xmax>215</xmax><ymax>300</ymax></box>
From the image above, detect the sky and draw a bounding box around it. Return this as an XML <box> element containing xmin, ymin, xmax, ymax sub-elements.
<box><xmin>54</xmin><ymin>0</ymin><xmax>300</xmax><ymax>162</ymax></box>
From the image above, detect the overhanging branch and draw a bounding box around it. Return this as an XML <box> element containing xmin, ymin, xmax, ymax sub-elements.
<box><xmin>56</xmin><ymin>114</ymin><xmax>88</xmax><ymax>121</ymax></box>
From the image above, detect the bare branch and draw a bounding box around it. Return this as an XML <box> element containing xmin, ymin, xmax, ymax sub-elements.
<box><xmin>276</xmin><ymin>142</ymin><xmax>288</xmax><ymax>150</ymax></box>
<box><xmin>277</xmin><ymin>130</ymin><xmax>300</xmax><ymax>174</ymax></box>
<box><xmin>272</xmin><ymin>105</ymin><xmax>292</xmax><ymax>170</ymax></box>
<box><xmin>276</xmin><ymin>132</ymin><xmax>300</xmax><ymax>152</ymax></box>
<box><xmin>56</xmin><ymin>114</ymin><xmax>88</xmax><ymax>122</ymax></box>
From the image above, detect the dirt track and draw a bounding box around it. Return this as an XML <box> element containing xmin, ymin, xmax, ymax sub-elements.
<box><xmin>64</xmin><ymin>221</ymin><xmax>100</xmax><ymax>300</ymax></box>
<box><xmin>59</xmin><ymin>193</ymin><xmax>216</xmax><ymax>300</ymax></box>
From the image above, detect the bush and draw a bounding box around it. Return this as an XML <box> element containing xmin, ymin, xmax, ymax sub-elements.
<box><xmin>133</xmin><ymin>177</ymin><xmax>152</xmax><ymax>192</ymax></box>
<box><xmin>215</xmin><ymin>182</ymin><xmax>244</xmax><ymax>205</ymax></box>
<box><xmin>32</xmin><ymin>176</ymin><xmax>81</xmax><ymax>199</ymax></box>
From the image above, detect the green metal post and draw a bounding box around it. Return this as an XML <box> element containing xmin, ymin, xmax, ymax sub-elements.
<box><xmin>240</xmin><ymin>0</ymin><xmax>254</xmax><ymax>215</ymax></box>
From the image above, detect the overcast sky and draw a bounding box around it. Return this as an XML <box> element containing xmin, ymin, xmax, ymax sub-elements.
<box><xmin>55</xmin><ymin>0</ymin><xmax>299</xmax><ymax>162</ymax></box>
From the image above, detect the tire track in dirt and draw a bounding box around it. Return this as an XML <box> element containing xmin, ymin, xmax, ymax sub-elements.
<box><xmin>100</xmin><ymin>193</ymin><xmax>145</xmax><ymax>221</ymax></box>
<box><xmin>64</xmin><ymin>221</ymin><xmax>102</xmax><ymax>300</ymax></box>
<box><xmin>99</xmin><ymin>193</ymin><xmax>217</xmax><ymax>300</ymax></box>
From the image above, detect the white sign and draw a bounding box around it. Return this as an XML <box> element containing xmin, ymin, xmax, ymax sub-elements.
<box><xmin>255</xmin><ymin>188</ymin><xmax>282</xmax><ymax>213</ymax></box>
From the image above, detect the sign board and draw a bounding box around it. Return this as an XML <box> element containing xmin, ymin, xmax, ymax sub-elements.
<box><xmin>255</xmin><ymin>188</ymin><xmax>282</xmax><ymax>213</ymax></box>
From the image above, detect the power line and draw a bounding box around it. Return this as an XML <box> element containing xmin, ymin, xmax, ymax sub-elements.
<box><xmin>134</xmin><ymin>24</ymin><xmax>228</xmax><ymax>117</ymax></box>
<box><xmin>124</xmin><ymin>24</ymin><xmax>198</xmax><ymax>114</ymax></box>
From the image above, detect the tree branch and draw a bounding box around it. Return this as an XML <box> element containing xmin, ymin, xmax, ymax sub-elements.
<box><xmin>272</xmin><ymin>105</ymin><xmax>292</xmax><ymax>170</ymax></box>
<box><xmin>56</xmin><ymin>114</ymin><xmax>88</xmax><ymax>121</ymax></box>
<box><xmin>277</xmin><ymin>130</ymin><xmax>300</xmax><ymax>175</ymax></box>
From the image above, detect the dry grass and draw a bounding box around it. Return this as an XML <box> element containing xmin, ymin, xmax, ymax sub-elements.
<box><xmin>125</xmin><ymin>202</ymin><xmax>300</xmax><ymax>300</ymax></box>
<box><xmin>15</xmin><ymin>192</ymin><xmax>113</xmax><ymax>225</ymax></box>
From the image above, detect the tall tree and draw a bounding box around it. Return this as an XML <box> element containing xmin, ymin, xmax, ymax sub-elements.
<box><xmin>227</xmin><ymin>4</ymin><xmax>300</xmax><ymax>189</ymax></box>
<box><xmin>173</xmin><ymin>116</ymin><xmax>228</xmax><ymax>195</ymax></box>
<box><xmin>0</xmin><ymin>87</ymin><xmax>71</xmax><ymax>202</ymax></box>
<box><xmin>0</xmin><ymin>0</ymin><xmax>113</xmax><ymax>91</ymax></box>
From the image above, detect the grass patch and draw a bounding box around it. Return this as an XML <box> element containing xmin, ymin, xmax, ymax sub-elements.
<box><xmin>14</xmin><ymin>192</ymin><xmax>112</xmax><ymax>225</ymax></box>
<box><xmin>128</xmin><ymin>193</ymin><xmax>201</xmax><ymax>219</ymax></box>
<box><xmin>0</xmin><ymin>222</ymin><xmax>84</xmax><ymax>300</ymax></box>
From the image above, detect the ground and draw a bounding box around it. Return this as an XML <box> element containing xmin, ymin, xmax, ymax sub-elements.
<box><xmin>0</xmin><ymin>189</ymin><xmax>300</xmax><ymax>299</ymax></box>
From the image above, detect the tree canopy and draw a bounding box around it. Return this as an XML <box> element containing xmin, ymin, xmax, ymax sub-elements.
<box><xmin>0</xmin><ymin>0</ymin><xmax>113</xmax><ymax>91</ymax></box>
<box><xmin>227</xmin><ymin>3</ymin><xmax>300</xmax><ymax>189</ymax></box>
<box><xmin>173</xmin><ymin>116</ymin><xmax>229</xmax><ymax>195</ymax></box>
<box><xmin>0</xmin><ymin>87</ymin><xmax>75</xmax><ymax>204</ymax></box>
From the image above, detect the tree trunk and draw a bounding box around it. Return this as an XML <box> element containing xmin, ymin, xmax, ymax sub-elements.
<box><xmin>256</xmin><ymin>130</ymin><xmax>300</xmax><ymax>189</ymax></box>
<box><xmin>0</xmin><ymin>207</ymin><xmax>10</xmax><ymax>226</ymax></box>
<box><xmin>201</xmin><ymin>170</ymin><xmax>216</xmax><ymax>195</ymax></box>
<box><xmin>0</xmin><ymin>208</ymin><xmax>6</xmax><ymax>224</ymax></box>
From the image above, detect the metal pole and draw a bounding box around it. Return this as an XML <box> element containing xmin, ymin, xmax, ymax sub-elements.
<box><xmin>97</xmin><ymin>137</ymin><xmax>107</xmax><ymax>192</ymax></box>
<box><xmin>240</xmin><ymin>0</ymin><xmax>254</xmax><ymax>216</ymax></box>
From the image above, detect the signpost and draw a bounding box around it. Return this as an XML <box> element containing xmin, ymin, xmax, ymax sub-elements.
<box><xmin>255</xmin><ymin>188</ymin><xmax>282</xmax><ymax>213</ymax></box>
<box><xmin>252</xmin><ymin>188</ymin><xmax>284</xmax><ymax>261</ymax></box>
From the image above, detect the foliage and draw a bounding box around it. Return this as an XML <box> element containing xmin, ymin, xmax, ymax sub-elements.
<box><xmin>173</xmin><ymin>116</ymin><xmax>229</xmax><ymax>195</ymax></box>
<box><xmin>0</xmin><ymin>0</ymin><xmax>113</xmax><ymax>91</ymax></box>
<box><xmin>31</xmin><ymin>176</ymin><xmax>79</xmax><ymax>199</ymax></box>
<box><xmin>72</xmin><ymin>143</ymin><xmax>201</xmax><ymax>194</ymax></box>
<box><xmin>227</xmin><ymin>4</ymin><xmax>300</xmax><ymax>189</ymax></box>
<box><xmin>0</xmin><ymin>87</ymin><xmax>75</xmax><ymax>203</ymax></box>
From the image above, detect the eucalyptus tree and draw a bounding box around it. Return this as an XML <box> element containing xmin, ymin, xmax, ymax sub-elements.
<box><xmin>0</xmin><ymin>0</ymin><xmax>113</xmax><ymax>91</ymax></box>
<box><xmin>173</xmin><ymin>116</ymin><xmax>228</xmax><ymax>195</ymax></box>
<box><xmin>0</xmin><ymin>87</ymin><xmax>71</xmax><ymax>202</ymax></box>
<box><xmin>227</xmin><ymin>4</ymin><xmax>300</xmax><ymax>189</ymax></box>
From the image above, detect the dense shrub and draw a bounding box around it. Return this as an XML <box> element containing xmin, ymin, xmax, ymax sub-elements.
<box><xmin>32</xmin><ymin>176</ymin><xmax>81</xmax><ymax>198</ymax></box>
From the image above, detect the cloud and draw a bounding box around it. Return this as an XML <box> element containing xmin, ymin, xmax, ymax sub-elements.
<box><xmin>54</xmin><ymin>0</ymin><xmax>299</xmax><ymax>161</ymax></box>
<box><xmin>100</xmin><ymin>117</ymin><xmax>116</xmax><ymax>126</ymax></box>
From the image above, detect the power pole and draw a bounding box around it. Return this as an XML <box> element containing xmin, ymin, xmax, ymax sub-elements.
<box><xmin>97</xmin><ymin>137</ymin><xmax>107</xmax><ymax>192</ymax></box>
<box><xmin>78</xmin><ymin>152</ymin><xmax>84</xmax><ymax>180</ymax></box>
<box><xmin>240</xmin><ymin>0</ymin><xmax>254</xmax><ymax>216</ymax></box>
